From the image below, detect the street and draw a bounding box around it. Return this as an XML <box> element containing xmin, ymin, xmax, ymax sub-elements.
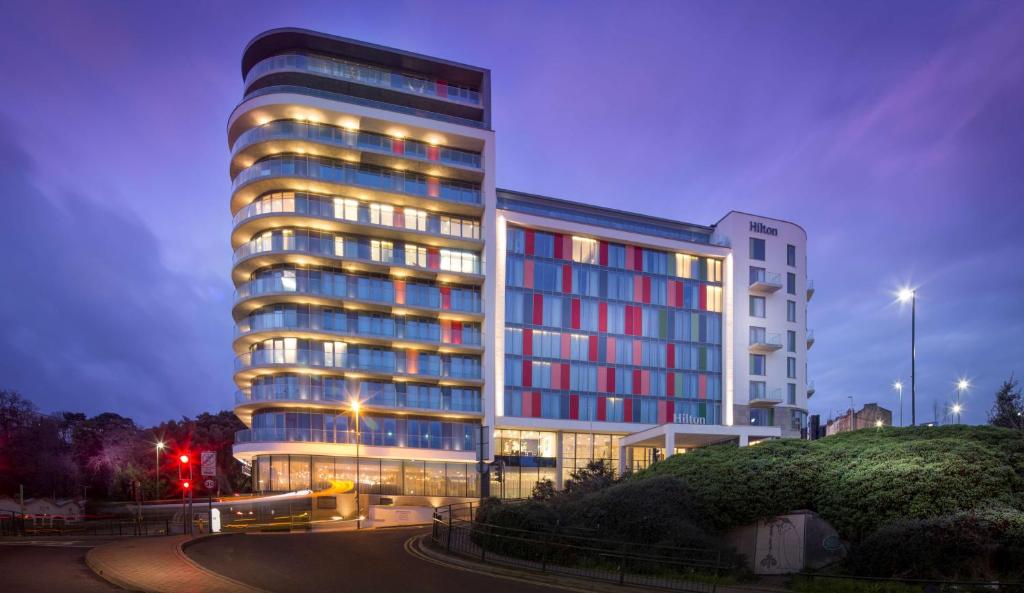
<box><xmin>0</xmin><ymin>538</ymin><xmax>123</xmax><ymax>593</ymax></box>
<box><xmin>185</xmin><ymin>527</ymin><xmax>566</xmax><ymax>593</ymax></box>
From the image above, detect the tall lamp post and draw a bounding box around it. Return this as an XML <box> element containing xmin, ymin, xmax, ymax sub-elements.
<box><xmin>897</xmin><ymin>288</ymin><xmax>917</xmax><ymax>425</ymax></box>
<box><xmin>893</xmin><ymin>381</ymin><xmax>903</xmax><ymax>427</ymax></box>
<box><xmin>955</xmin><ymin>379</ymin><xmax>969</xmax><ymax>424</ymax></box>
<box><xmin>154</xmin><ymin>441</ymin><xmax>165</xmax><ymax>500</ymax></box>
<box><xmin>349</xmin><ymin>399</ymin><xmax>361</xmax><ymax>528</ymax></box>
<box><xmin>848</xmin><ymin>395</ymin><xmax>855</xmax><ymax>431</ymax></box>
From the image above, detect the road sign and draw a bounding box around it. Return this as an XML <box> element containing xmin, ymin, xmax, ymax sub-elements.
<box><xmin>200</xmin><ymin>451</ymin><xmax>217</xmax><ymax>477</ymax></box>
<box><xmin>204</xmin><ymin>479</ymin><xmax>216</xmax><ymax>490</ymax></box>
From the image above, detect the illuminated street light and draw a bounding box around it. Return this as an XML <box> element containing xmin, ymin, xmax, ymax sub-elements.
<box><xmin>955</xmin><ymin>379</ymin><xmax>969</xmax><ymax>424</ymax></box>
<box><xmin>893</xmin><ymin>381</ymin><xmax>903</xmax><ymax>427</ymax></box>
<box><xmin>896</xmin><ymin>287</ymin><xmax>917</xmax><ymax>425</ymax></box>
<box><xmin>875</xmin><ymin>419</ymin><xmax>884</xmax><ymax>428</ymax></box>
<box><xmin>349</xmin><ymin>398</ymin><xmax>362</xmax><ymax>528</ymax></box>
<box><xmin>154</xmin><ymin>441</ymin><xmax>166</xmax><ymax>500</ymax></box>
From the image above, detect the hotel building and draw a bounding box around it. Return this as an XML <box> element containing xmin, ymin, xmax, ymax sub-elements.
<box><xmin>229</xmin><ymin>29</ymin><xmax>813</xmax><ymax>502</ymax></box>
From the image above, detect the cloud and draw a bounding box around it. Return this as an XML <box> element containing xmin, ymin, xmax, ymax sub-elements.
<box><xmin>0</xmin><ymin>120</ymin><xmax>233</xmax><ymax>425</ymax></box>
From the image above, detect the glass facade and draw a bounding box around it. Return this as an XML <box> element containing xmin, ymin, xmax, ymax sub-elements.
<box><xmin>252</xmin><ymin>454</ymin><xmax>480</xmax><ymax>497</ymax></box>
<box><xmin>237</xmin><ymin>266</ymin><xmax>482</xmax><ymax>314</ymax></box>
<box><xmin>239</xmin><ymin>375</ymin><xmax>481</xmax><ymax>412</ymax></box>
<box><xmin>245</xmin><ymin>53</ymin><xmax>482</xmax><ymax>106</ymax></box>
<box><xmin>234</xmin><ymin>155</ymin><xmax>481</xmax><ymax>205</ymax></box>
<box><xmin>233</xmin><ymin>121</ymin><xmax>482</xmax><ymax>169</ymax></box>
<box><xmin>242</xmin><ymin>408</ymin><xmax>478</xmax><ymax>451</ymax></box>
<box><xmin>503</xmin><ymin>225</ymin><xmax>724</xmax><ymax>426</ymax></box>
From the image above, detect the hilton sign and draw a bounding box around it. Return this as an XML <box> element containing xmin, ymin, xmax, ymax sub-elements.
<box><xmin>750</xmin><ymin>221</ymin><xmax>779</xmax><ymax>236</ymax></box>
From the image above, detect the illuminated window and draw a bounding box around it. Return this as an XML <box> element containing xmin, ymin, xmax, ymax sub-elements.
<box><xmin>334</xmin><ymin>198</ymin><xmax>359</xmax><ymax>221</ymax></box>
<box><xmin>404</xmin><ymin>208</ymin><xmax>427</xmax><ymax>232</ymax></box>
<box><xmin>440</xmin><ymin>249</ymin><xmax>478</xmax><ymax>273</ymax></box>
<box><xmin>405</xmin><ymin>244</ymin><xmax>427</xmax><ymax>267</ymax></box>
<box><xmin>441</xmin><ymin>216</ymin><xmax>479</xmax><ymax>239</ymax></box>
<box><xmin>571</xmin><ymin>237</ymin><xmax>598</xmax><ymax>264</ymax></box>
<box><xmin>370</xmin><ymin>203</ymin><xmax>394</xmax><ymax>227</ymax></box>
<box><xmin>281</xmin><ymin>270</ymin><xmax>296</xmax><ymax>292</ymax></box>
<box><xmin>324</xmin><ymin>341</ymin><xmax>347</xmax><ymax>367</ymax></box>
<box><xmin>371</xmin><ymin>240</ymin><xmax>394</xmax><ymax>263</ymax></box>
<box><xmin>334</xmin><ymin>237</ymin><xmax>345</xmax><ymax>257</ymax></box>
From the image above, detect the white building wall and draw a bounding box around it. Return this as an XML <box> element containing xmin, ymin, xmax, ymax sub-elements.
<box><xmin>714</xmin><ymin>212</ymin><xmax>810</xmax><ymax>435</ymax></box>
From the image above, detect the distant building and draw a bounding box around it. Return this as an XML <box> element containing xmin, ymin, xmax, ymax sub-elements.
<box><xmin>0</xmin><ymin>496</ymin><xmax>84</xmax><ymax>521</ymax></box>
<box><xmin>826</xmin><ymin>403</ymin><xmax>892</xmax><ymax>435</ymax></box>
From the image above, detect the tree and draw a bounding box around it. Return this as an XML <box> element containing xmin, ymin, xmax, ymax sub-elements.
<box><xmin>563</xmin><ymin>460</ymin><xmax>616</xmax><ymax>495</ymax></box>
<box><xmin>531</xmin><ymin>478</ymin><xmax>556</xmax><ymax>501</ymax></box>
<box><xmin>988</xmin><ymin>376</ymin><xmax>1024</xmax><ymax>431</ymax></box>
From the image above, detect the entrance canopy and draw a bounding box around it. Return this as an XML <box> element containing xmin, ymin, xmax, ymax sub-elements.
<box><xmin>617</xmin><ymin>423</ymin><xmax>782</xmax><ymax>473</ymax></box>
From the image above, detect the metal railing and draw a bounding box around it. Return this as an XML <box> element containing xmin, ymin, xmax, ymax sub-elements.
<box><xmin>0</xmin><ymin>511</ymin><xmax>173</xmax><ymax>537</ymax></box>
<box><xmin>431</xmin><ymin>502</ymin><xmax>721</xmax><ymax>592</ymax></box>
<box><xmin>792</xmin><ymin>572</ymin><xmax>1024</xmax><ymax>593</ymax></box>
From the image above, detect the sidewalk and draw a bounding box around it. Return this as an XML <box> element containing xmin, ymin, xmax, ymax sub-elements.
<box><xmin>86</xmin><ymin>535</ymin><xmax>270</xmax><ymax>593</ymax></box>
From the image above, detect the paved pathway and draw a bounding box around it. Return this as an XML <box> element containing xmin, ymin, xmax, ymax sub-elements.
<box><xmin>86</xmin><ymin>535</ymin><xmax>268</xmax><ymax>593</ymax></box>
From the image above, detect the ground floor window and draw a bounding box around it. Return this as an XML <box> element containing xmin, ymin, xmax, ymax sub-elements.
<box><xmin>251</xmin><ymin>454</ymin><xmax>479</xmax><ymax>498</ymax></box>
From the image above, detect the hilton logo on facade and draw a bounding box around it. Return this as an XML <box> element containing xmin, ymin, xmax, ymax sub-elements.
<box><xmin>750</xmin><ymin>221</ymin><xmax>779</xmax><ymax>236</ymax></box>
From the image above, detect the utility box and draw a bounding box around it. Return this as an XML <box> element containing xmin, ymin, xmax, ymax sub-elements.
<box><xmin>727</xmin><ymin>510</ymin><xmax>846</xmax><ymax>574</ymax></box>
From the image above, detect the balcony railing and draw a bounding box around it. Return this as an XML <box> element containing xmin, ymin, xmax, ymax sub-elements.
<box><xmin>234</xmin><ymin>388</ymin><xmax>482</xmax><ymax>413</ymax></box>
<box><xmin>750</xmin><ymin>388</ymin><xmax>783</xmax><ymax>407</ymax></box>
<box><xmin>749</xmin><ymin>271</ymin><xmax>783</xmax><ymax>294</ymax></box>
<box><xmin>807</xmin><ymin>279</ymin><xmax>815</xmax><ymax>301</ymax></box>
<box><xmin>232</xmin><ymin>120</ymin><xmax>482</xmax><ymax>170</ymax></box>
<box><xmin>232</xmin><ymin>236</ymin><xmax>483</xmax><ymax>276</ymax></box>
<box><xmin>235</xmin><ymin>313</ymin><xmax>482</xmax><ymax>347</ymax></box>
<box><xmin>807</xmin><ymin>380</ymin><xmax>816</xmax><ymax>397</ymax></box>
<box><xmin>233</xmin><ymin>277</ymin><xmax>484</xmax><ymax>315</ymax></box>
<box><xmin>234</xmin><ymin>349</ymin><xmax>482</xmax><ymax>380</ymax></box>
<box><xmin>749</xmin><ymin>332</ymin><xmax>783</xmax><ymax>353</ymax></box>
<box><xmin>232</xmin><ymin>155</ymin><xmax>481</xmax><ymax>206</ymax></box>
<box><xmin>232</xmin><ymin>192</ymin><xmax>482</xmax><ymax>244</ymax></box>
<box><xmin>235</xmin><ymin>428</ymin><xmax>477</xmax><ymax>451</ymax></box>
<box><xmin>245</xmin><ymin>53</ymin><xmax>482</xmax><ymax>107</ymax></box>
<box><xmin>807</xmin><ymin>330</ymin><xmax>816</xmax><ymax>349</ymax></box>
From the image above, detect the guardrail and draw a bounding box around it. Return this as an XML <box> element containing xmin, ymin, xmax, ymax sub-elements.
<box><xmin>0</xmin><ymin>511</ymin><xmax>172</xmax><ymax>537</ymax></box>
<box><xmin>431</xmin><ymin>502</ymin><xmax>721</xmax><ymax>592</ymax></box>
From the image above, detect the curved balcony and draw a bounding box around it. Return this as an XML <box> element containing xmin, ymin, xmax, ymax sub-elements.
<box><xmin>233</xmin><ymin>387</ymin><xmax>482</xmax><ymax>419</ymax></box>
<box><xmin>234</xmin><ymin>312</ymin><xmax>482</xmax><ymax>354</ymax></box>
<box><xmin>234</xmin><ymin>428</ymin><xmax>477</xmax><ymax>453</ymax></box>
<box><xmin>231</xmin><ymin>120</ymin><xmax>482</xmax><ymax>180</ymax></box>
<box><xmin>231</xmin><ymin>192</ymin><xmax>482</xmax><ymax>251</ymax></box>
<box><xmin>244</xmin><ymin>53</ymin><xmax>482</xmax><ymax>106</ymax></box>
<box><xmin>749</xmin><ymin>333</ymin><xmax>783</xmax><ymax>354</ymax></box>
<box><xmin>231</xmin><ymin>235</ymin><xmax>483</xmax><ymax>285</ymax></box>
<box><xmin>230</xmin><ymin>155</ymin><xmax>481</xmax><ymax>215</ymax></box>
<box><xmin>234</xmin><ymin>348</ymin><xmax>483</xmax><ymax>386</ymax></box>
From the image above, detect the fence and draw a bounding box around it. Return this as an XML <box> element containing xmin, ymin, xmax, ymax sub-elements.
<box><xmin>432</xmin><ymin>502</ymin><xmax>722</xmax><ymax>592</ymax></box>
<box><xmin>0</xmin><ymin>510</ymin><xmax>172</xmax><ymax>537</ymax></box>
<box><xmin>792</xmin><ymin>573</ymin><xmax>1024</xmax><ymax>593</ymax></box>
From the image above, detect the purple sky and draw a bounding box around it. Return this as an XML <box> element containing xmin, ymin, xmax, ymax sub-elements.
<box><xmin>1</xmin><ymin>1</ymin><xmax>1022</xmax><ymax>426</ymax></box>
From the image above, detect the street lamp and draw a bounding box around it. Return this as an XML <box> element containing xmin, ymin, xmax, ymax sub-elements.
<box><xmin>349</xmin><ymin>398</ymin><xmax>362</xmax><ymax>528</ymax></box>
<box><xmin>955</xmin><ymin>379</ymin><xmax>969</xmax><ymax>424</ymax></box>
<box><xmin>897</xmin><ymin>287</ymin><xmax>917</xmax><ymax>425</ymax></box>
<box><xmin>893</xmin><ymin>381</ymin><xmax>903</xmax><ymax>427</ymax></box>
<box><xmin>875</xmin><ymin>419</ymin><xmax>884</xmax><ymax>428</ymax></box>
<box><xmin>848</xmin><ymin>395</ymin><xmax>855</xmax><ymax>431</ymax></box>
<box><xmin>155</xmin><ymin>441</ymin><xmax>166</xmax><ymax>500</ymax></box>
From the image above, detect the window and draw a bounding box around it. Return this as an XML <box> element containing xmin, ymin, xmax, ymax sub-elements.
<box><xmin>370</xmin><ymin>203</ymin><xmax>394</xmax><ymax>227</ymax></box>
<box><xmin>749</xmin><ymin>266</ymin><xmax>766</xmax><ymax>285</ymax></box>
<box><xmin>371</xmin><ymin>240</ymin><xmax>394</xmax><ymax>263</ymax></box>
<box><xmin>334</xmin><ymin>197</ymin><xmax>359</xmax><ymax>221</ymax></box>
<box><xmin>405</xmin><ymin>244</ymin><xmax>426</xmax><ymax>267</ymax></box>
<box><xmin>787</xmin><ymin>357</ymin><xmax>797</xmax><ymax>379</ymax></box>
<box><xmin>750</xmin><ymin>381</ymin><xmax>766</xmax><ymax>399</ymax></box>
<box><xmin>787</xmin><ymin>272</ymin><xmax>796</xmax><ymax>295</ymax></box>
<box><xmin>749</xmin><ymin>326</ymin><xmax>766</xmax><ymax>344</ymax></box>
<box><xmin>787</xmin><ymin>300</ymin><xmax>797</xmax><ymax>322</ymax></box>
<box><xmin>571</xmin><ymin>237</ymin><xmax>599</xmax><ymax>264</ymax></box>
<box><xmin>403</xmin><ymin>208</ymin><xmax>427</xmax><ymax>232</ymax></box>
<box><xmin>441</xmin><ymin>216</ymin><xmax>480</xmax><ymax>240</ymax></box>
<box><xmin>787</xmin><ymin>244</ymin><xmax>796</xmax><ymax>267</ymax></box>
<box><xmin>749</xmin><ymin>237</ymin><xmax>765</xmax><ymax>261</ymax></box>
<box><xmin>750</xmin><ymin>354</ymin><xmax>766</xmax><ymax>375</ymax></box>
<box><xmin>750</xmin><ymin>296</ymin><xmax>766</xmax><ymax>318</ymax></box>
<box><xmin>787</xmin><ymin>330</ymin><xmax>796</xmax><ymax>352</ymax></box>
<box><xmin>787</xmin><ymin>383</ymin><xmax>797</xmax><ymax>405</ymax></box>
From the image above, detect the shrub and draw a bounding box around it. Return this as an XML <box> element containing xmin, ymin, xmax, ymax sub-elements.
<box><xmin>848</xmin><ymin>506</ymin><xmax>1024</xmax><ymax>580</ymax></box>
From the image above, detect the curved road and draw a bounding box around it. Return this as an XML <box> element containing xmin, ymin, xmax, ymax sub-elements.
<box><xmin>186</xmin><ymin>527</ymin><xmax>566</xmax><ymax>593</ymax></box>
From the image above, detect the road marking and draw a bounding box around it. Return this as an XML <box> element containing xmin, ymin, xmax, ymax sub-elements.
<box><xmin>403</xmin><ymin>534</ymin><xmax>593</xmax><ymax>592</ymax></box>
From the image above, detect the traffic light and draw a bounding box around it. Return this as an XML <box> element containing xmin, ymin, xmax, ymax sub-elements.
<box><xmin>178</xmin><ymin>452</ymin><xmax>193</xmax><ymax>492</ymax></box>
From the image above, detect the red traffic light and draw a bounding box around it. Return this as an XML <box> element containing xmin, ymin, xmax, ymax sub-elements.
<box><xmin>182</xmin><ymin>481</ymin><xmax>191</xmax><ymax>490</ymax></box>
<box><xmin>179</xmin><ymin>454</ymin><xmax>190</xmax><ymax>464</ymax></box>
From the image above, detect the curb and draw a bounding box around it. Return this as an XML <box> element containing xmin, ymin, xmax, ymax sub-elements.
<box><xmin>85</xmin><ymin>534</ymin><xmax>272</xmax><ymax>593</ymax></box>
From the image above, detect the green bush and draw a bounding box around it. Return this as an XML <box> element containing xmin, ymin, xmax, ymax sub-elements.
<box><xmin>640</xmin><ymin>425</ymin><xmax>1024</xmax><ymax>540</ymax></box>
<box><xmin>848</xmin><ymin>506</ymin><xmax>1024</xmax><ymax>580</ymax></box>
